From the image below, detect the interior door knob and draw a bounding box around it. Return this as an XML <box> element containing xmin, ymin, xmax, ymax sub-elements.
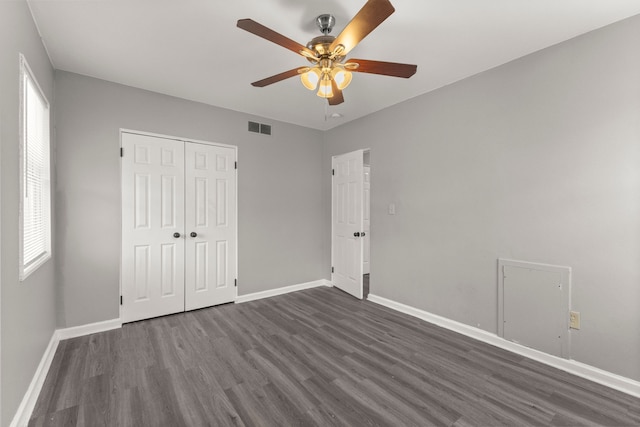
<box><xmin>354</xmin><ymin>232</ymin><xmax>360</xmax><ymax>237</ymax></box>
<box><xmin>190</xmin><ymin>232</ymin><xmax>197</xmax><ymax>238</ymax></box>
<box><xmin>361</xmin><ymin>232</ymin><xmax>366</xmax><ymax>237</ymax></box>
<box><xmin>173</xmin><ymin>232</ymin><xmax>181</xmax><ymax>238</ymax></box>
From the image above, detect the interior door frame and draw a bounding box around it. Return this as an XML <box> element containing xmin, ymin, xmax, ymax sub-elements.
<box><xmin>331</xmin><ymin>148</ymin><xmax>369</xmax><ymax>299</ymax></box>
<box><xmin>119</xmin><ymin>128</ymin><xmax>238</xmax><ymax>321</ymax></box>
<box><xmin>363</xmin><ymin>164</ymin><xmax>371</xmax><ymax>275</ymax></box>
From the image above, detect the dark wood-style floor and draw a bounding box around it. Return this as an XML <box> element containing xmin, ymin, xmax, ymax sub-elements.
<box><xmin>29</xmin><ymin>286</ymin><xmax>640</xmax><ymax>426</ymax></box>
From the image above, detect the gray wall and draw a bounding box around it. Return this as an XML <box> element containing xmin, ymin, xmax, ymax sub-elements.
<box><xmin>54</xmin><ymin>71</ymin><xmax>326</xmax><ymax>328</ymax></box>
<box><xmin>0</xmin><ymin>2</ymin><xmax>57</xmax><ymax>425</ymax></box>
<box><xmin>324</xmin><ymin>15</ymin><xmax>640</xmax><ymax>381</ymax></box>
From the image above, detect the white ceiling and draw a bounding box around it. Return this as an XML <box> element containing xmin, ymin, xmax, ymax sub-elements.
<box><xmin>27</xmin><ymin>0</ymin><xmax>640</xmax><ymax>131</ymax></box>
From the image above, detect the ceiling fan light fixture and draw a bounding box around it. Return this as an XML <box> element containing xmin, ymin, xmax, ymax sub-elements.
<box><xmin>317</xmin><ymin>77</ymin><xmax>334</xmax><ymax>98</ymax></box>
<box><xmin>238</xmin><ymin>0</ymin><xmax>417</xmax><ymax>107</ymax></box>
<box><xmin>331</xmin><ymin>67</ymin><xmax>352</xmax><ymax>90</ymax></box>
<box><xmin>300</xmin><ymin>68</ymin><xmax>321</xmax><ymax>90</ymax></box>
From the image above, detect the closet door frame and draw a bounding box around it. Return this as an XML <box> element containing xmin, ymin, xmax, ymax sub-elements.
<box><xmin>119</xmin><ymin>128</ymin><xmax>238</xmax><ymax>322</ymax></box>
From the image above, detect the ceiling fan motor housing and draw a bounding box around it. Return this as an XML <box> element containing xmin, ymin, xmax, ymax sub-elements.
<box><xmin>306</xmin><ymin>35</ymin><xmax>339</xmax><ymax>59</ymax></box>
<box><xmin>306</xmin><ymin>14</ymin><xmax>346</xmax><ymax>64</ymax></box>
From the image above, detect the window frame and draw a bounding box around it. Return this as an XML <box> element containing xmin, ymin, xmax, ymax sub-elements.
<box><xmin>19</xmin><ymin>53</ymin><xmax>52</xmax><ymax>281</ymax></box>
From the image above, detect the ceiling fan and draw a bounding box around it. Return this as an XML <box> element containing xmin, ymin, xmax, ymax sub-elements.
<box><xmin>237</xmin><ymin>0</ymin><xmax>417</xmax><ymax>105</ymax></box>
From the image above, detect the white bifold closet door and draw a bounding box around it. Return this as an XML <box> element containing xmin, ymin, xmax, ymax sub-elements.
<box><xmin>121</xmin><ymin>132</ymin><xmax>237</xmax><ymax>323</ymax></box>
<box><xmin>184</xmin><ymin>141</ymin><xmax>236</xmax><ymax>311</ymax></box>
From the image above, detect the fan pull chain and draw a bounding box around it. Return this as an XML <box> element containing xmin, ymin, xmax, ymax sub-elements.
<box><xmin>324</xmin><ymin>99</ymin><xmax>329</xmax><ymax>121</ymax></box>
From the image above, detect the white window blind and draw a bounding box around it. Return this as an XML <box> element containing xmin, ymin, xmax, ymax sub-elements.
<box><xmin>19</xmin><ymin>54</ymin><xmax>51</xmax><ymax>280</ymax></box>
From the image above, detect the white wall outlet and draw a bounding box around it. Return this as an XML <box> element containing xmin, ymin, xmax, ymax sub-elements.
<box><xmin>569</xmin><ymin>311</ymin><xmax>581</xmax><ymax>330</ymax></box>
<box><xmin>388</xmin><ymin>203</ymin><xmax>396</xmax><ymax>215</ymax></box>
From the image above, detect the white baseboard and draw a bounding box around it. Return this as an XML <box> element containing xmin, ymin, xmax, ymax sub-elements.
<box><xmin>367</xmin><ymin>293</ymin><xmax>640</xmax><ymax>399</ymax></box>
<box><xmin>236</xmin><ymin>279</ymin><xmax>333</xmax><ymax>304</ymax></box>
<box><xmin>11</xmin><ymin>318</ymin><xmax>122</xmax><ymax>426</ymax></box>
<box><xmin>56</xmin><ymin>318</ymin><xmax>122</xmax><ymax>340</ymax></box>
<box><xmin>10</xmin><ymin>334</ymin><xmax>59</xmax><ymax>427</ymax></box>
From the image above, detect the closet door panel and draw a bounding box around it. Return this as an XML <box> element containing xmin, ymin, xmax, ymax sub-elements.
<box><xmin>121</xmin><ymin>133</ymin><xmax>186</xmax><ymax>323</ymax></box>
<box><xmin>185</xmin><ymin>143</ymin><xmax>237</xmax><ymax>310</ymax></box>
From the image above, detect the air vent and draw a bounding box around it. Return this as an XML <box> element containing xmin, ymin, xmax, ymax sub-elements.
<box><xmin>248</xmin><ymin>121</ymin><xmax>260</xmax><ymax>133</ymax></box>
<box><xmin>248</xmin><ymin>121</ymin><xmax>272</xmax><ymax>136</ymax></box>
<box><xmin>260</xmin><ymin>124</ymin><xmax>271</xmax><ymax>135</ymax></box>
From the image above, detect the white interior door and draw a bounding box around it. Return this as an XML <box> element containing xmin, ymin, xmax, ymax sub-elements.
<box><xmin>185</xmin><ymin>143</ymin><xmax>237</xmax><ymax>310</ymax></box>
<box><xmin>363</xmin><ymin>165</ymin><xmax>371</xmax><ymax>275</ymax></box>
<box><xmin>332</xmin><ymin>150</ymin><xmax>364</xmax><ymax>299</ymax></box>
<box><xmin>121</xmin><ymin>133</ymin><xmax>185</xmax><ymax>323</ymax></box>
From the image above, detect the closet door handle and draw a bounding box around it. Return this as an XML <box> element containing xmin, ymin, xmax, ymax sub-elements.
<box><xmin>190</xmin><ymin>232</ymin><xmax>197</xmax><ymax>238</ymax></box>
<box><xmin>354</xmin><ymin>232</ymin><xmax>361</xmax><ymax>237</ymax></box>
<box><xmin>173</xmin><ymin>232</ymin><xmax>181</xmax><ymax>238</ymax></box>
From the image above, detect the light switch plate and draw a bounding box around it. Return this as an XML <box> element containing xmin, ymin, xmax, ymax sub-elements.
<box><xmin>569</xmin><ymin>311</ymin><xmax>581</xmax><ymax>330</ymax></box>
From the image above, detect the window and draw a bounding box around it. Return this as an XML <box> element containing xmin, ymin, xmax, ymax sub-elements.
<box><xmin>19</xmin><ymin>53</ymin><xmax>51</xmax><ymax>280</ymax></box>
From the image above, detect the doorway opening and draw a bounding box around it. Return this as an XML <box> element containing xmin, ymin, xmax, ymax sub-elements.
<box><xmin>363</xmin><ymin>150</ymin><xmax>371</xmax><ymax>298</ymax></box>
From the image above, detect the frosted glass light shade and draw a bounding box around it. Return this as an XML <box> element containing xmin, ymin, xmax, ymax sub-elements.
<box><xmin>332</xmin><ymin>68</ymin><xmax>352</xmax><ymax>90</ymax></box>
<box><xmin>300</xmin><ymin>68</ymin><xmax>321</xmax><ymax>90</ymax></box>
<box><xmin>317</xmin><ymin>78</ymin><xmax>333</xmax><ymax>98</ymax></box>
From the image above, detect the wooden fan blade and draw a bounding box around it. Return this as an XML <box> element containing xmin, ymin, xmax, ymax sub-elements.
<box><xmin>251</xmin><ymin>67</ymin><xmax>306</xmax><ymax>87</ymax></box>
<box><xmin>329</xmin><ymin>79</ymin><xmax>344</xmax><ymax>105</ymax></box>
<box><xmin>329</xmin><ymin>0</ymin><xmax>395</xmax><ymax>56</ymax></box>
<box><xmin>346</xmin><ymin>58</ymin><xmax>417</xmax><ymax>78</ymax></box>
<box><xmin>237</xmin><ymin>19</ymin><xmax>317</xmax><ymax>59</ymax></box>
